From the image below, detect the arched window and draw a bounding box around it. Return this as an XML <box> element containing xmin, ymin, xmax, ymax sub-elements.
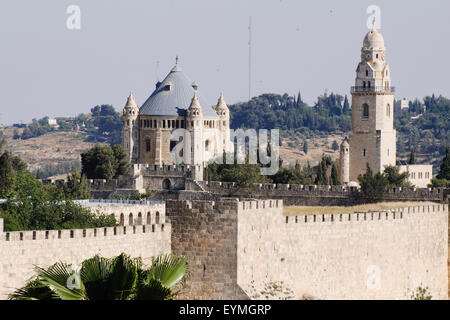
<box><xmin>137</xmin><ymin>212</ymin><xmax>142</xmax><ymax>225</ymax></box>
<box><xmin>365</xmin><ymin>70</ymin><xmax>369</xmax><ymax>77</ymax></box>
<box><xmin>120</xmin><ymin>213</ymin><xmax>124</xmax><ymax>226</ymax></box>
<box><xmin>147</xmin><ymin>212</ymin><xmax>151</xmax><ymax>224</ymax></box>
<box><xmin>363</xmin><ymin>149</ymin><xmax>367</xmax><ymax>157</ymax></box>
<box><xmin>386</xmin><ymin>104</ymin><xmax>390</xmax><ymax>118</ymax></box>
<box><xmin>146</xmin><ymin>140</ymin><xmax>151</xmax><ymax>152</ymax></box>
<box><xmin>155</xmin><ymin>212</ymin><xmax>160</xmax><ymax>224</ymax></box>
<box><xmin>162</xmin><ymin>179</ymin><xmax>171</xmax><ymax>190</ymax></box>
<box><xmin>205</xmin><ymin>140</ymin><xmax>209</xmax><ymax>151</ymax></box>
<box><xmin>129</xmin><ymin>213</ymin><xmax>133</xmax><ymax>226</ymax></box>
<box><xmin>363</xmin><ymin>81</ymin><xmax>366</xmax><ymax>88</ymax></box>
<box><xmin>362</xmin><ymin>104</ymin><xmax>369</xmax><ymax>118</ymax></box>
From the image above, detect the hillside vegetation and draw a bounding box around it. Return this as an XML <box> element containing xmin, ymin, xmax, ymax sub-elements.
<box><xmin>2</xmin><ymin>91</ymin><xmax>448</xmax><ymax>176</ymax></box>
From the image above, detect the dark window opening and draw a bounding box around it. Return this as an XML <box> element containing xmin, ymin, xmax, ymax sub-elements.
<box><xmin>363</xmin><ymin>104</ymin><xmax>369</xmax><ymax>118</ymax></box>
<box><xmin>170</xmin><ymin>140</ymin><xmax>177</xmax><ymax>151</ymax></box>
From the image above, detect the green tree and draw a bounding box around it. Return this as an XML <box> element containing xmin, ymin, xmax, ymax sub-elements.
<box><xmin>330</xmin><ymin>163</ymin><xmax>340</xmax><ymax>185</ymax></box>
<box><xmin>429</xmin><ymin>146</ymin><xmax>450</xmax><ymax>187</ymax></box>
<box><xmin>331</xmin><ymin>140</ymin><xmax>339</xmax><ymax>151</ymax></box>
<box><xmin>383</xmin><ymin>165</ymin><xmax>410</xmax><ymax>188</ymax></box>
<box><xmin>9</xmin><ymin>253</ymin><xmax>188</xmax><ymax>300</ymax></box>
<box><xmin>0</xmin><ymin>151</ymin><xmax>16</xmax><ymax>198</ymax></box>
<box><xmin>81</xmin><ymin>145</ymin><xmax>129</xmax><ymax>179</ymax></box>
<box><xmin>303</xmin><ymin>140</ymin><xmax>308</xmax><ymax>154</ymax></box>
<box><xmin>315</xmin><ymin>154</ymin><xmax>332</xmax><ymax>185</ymax></box>
<box><xmin>436</xmin><ymin>146</ymin><xmax>450</xmax><ymax>180</ymax></box>
<box><xmin>63</xmin><ymin>169</ymin><xmax>92</xmax><ymax>200</ymax></box>
<box><xmin>357</xmin><ymin>164</ymin><xmax>388</xmax><ymax>202</ymax></box>
<box><xmin>408</xmin><ymin>149</ymin><xmax>416</xmax><ymax>164</ymax></box>
<box><xmin>342</xmin><ymin>95</ymin><xmax>350</xmax><ymax>114</ymax></box>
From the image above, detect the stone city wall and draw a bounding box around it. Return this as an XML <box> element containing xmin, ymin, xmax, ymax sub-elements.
<box><xmin>0</xmin><ymin>220</ymin><xmax>171</xmax><ymax>300</ymax></box>
<box><xmin>237</xmin><ymin>200</ymin><xmax>448</xmax><ymax>299</ymax></box>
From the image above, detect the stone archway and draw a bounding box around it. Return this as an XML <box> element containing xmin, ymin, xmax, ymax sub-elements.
<box><xmin>162</xmin><ymin>179</ymin><xmax>171</xmax><ymax>190</ymax></box>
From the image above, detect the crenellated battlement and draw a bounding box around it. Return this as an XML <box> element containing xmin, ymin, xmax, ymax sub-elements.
<box><xmin>238</xmin><ymin>200</ymin><xmax>445</xmax><ymax>225</ymax></box>
<box><xmin>199</xmin><ymin>181</ymin><xmax>449</xmax><ymax>205</ymax></box>
<box><xmin>75</xmin><ymin>199</ymin><xmax>164</xmax><ymax>206</ymax></box>
<box><xmin>0</xmin><ymin>222</ymin><xmax>167</xmax><ymax>242</ymax></box>
<box><xmin>202</xmin><ymin>180</ymin><xmax>446</xmax><ymax>194</ymax></box>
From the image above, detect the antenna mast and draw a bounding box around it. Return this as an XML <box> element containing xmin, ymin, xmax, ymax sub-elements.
<box><xmin>156</xmin><ymin>61</ymin><xmax>160</xmax><ymax>82</ymax></box>
<box><xmin>248</xmin><ymin>16</ymin><xmax>252</xmax><ymax>101</ymax></box>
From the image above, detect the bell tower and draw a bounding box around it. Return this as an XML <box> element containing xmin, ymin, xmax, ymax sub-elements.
<box><xmin>347</xmin><ymin>28</ymin><xmax>396</xmax><ymax>182</ymax></box>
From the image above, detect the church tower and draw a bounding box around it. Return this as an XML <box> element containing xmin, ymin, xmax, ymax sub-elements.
<box><xmin>345</xmin><ymin>27</ymin><xmax>396</xmax><ymax>182</ymax></box>
<box><xmin>121</xmin><ymin>92</ymin><xmax>139</xmax><ymax>163</ymax></box>
<box><xmin>215</xmin><ymin>92</ymin><xmax>231</xmax><ymax>154</ymax></box>
<box><xmin>186</xmin><ymin>91</ymin><xmax>204</xmax><ymax>180</ymax></box>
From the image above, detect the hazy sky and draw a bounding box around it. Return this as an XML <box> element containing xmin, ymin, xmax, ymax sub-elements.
<box><xmin>0</xmin><ymin>0</ymin><xmax>449</xmax><ymax>125</ymax></box>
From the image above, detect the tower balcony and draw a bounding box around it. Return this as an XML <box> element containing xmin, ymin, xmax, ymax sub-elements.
<box><xmin>351</xmin><ymin>86</ymin><xmax>395</xmax><ymax>94</ymax></box>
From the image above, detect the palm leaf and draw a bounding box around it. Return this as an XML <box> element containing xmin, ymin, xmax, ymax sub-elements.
<box><xmin>8</xmin><ymin>278</ymin><xmax>58</xmax><ymax>300</ymax></box>
<box><xmin>108</xmin><ymin>253</ymin><xmax>139</xmax><ymax>299</ymax></box>
<box><xmin>133</xmin><ymin>277</ymin><xmax>172</xmax><ymax>300</ymax></box>
<box><xmin>35</xmin><ymin>262</ymin><xmax>85</xmax><ymax>300</ymax></box>
<box><xmin>147</xmin><ymin>254</ymin><xmax>188</xmax><ymax>289</ymax></box>
<box><xmin>80</xmin><ymin>255</ymin><xmax>114</xmax><ymax>300</ymax></box>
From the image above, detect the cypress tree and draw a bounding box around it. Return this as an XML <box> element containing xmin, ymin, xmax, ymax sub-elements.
<box><xmin>0</xmin><ymin>151</ymin><xmax>16</xmax><ymax>197</ymax></box>
<box><xmin>436</xmin><ymin>146</ymin><xmax>450</xmax><ymax>180</ymax></box>
<box><xmin>409</xmin><ymin>149</ymin><xmax>416</xmax><ymax>164</ymax></box>
<box><xmin>343</xmin><ymin>95</ymin><xmax>350</xmax><ymax>113</ymax></box>
<box><xmin>297</xmin><ymin>91</ymin><xmax>302</xmax><ymax>106</ymax></box>
<box><xmin>303</xmin><ymin>140</ymin><xmax>308</xmax><ymax>155</ymax></box>
<box><xmin>331</xmin><ymin>163</ymin><xmax>341</xmax><ymax>185</ymax></box>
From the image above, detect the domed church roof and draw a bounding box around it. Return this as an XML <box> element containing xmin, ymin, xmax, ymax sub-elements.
<box><xmin>139</xmin><ymin>58</ymin><xmax>219</xmax><ymax>118</ymax></box>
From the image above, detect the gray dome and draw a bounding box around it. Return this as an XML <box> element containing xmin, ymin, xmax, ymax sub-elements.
<box><xmin>139</xmin><ymin>63</ymin><xmax>219</xmax><ymax>118</ymax></box>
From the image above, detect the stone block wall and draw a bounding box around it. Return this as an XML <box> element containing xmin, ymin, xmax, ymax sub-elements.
<box><xmin>165</xmin><ymin>200</ymin><xmax>248</xmax><ymax>300</ymax></box>
<box><xmin>0</xmin><ymin>221</ymin><xmax>171</xmax><ymax>299</ymax></box>
<box><xmin>78</xmin><ymin>200</ymin><xmax>166</xmax><ymax>226</ymax></box>
<box><xmin>237</xmin><ymin>200</ymin><xmax>448</xmax><ymax>300</ymax></box>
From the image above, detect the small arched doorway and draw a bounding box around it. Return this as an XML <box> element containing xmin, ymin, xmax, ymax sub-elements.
<box><xmin>129</xmin><ymin>213</ymin><xmax>133</xmax><ymax>225</ymax></box>
<box><xmin>162</xmin><ymin>179</ymin><xmax>171</xmax><ymax>190</ymax></box>
<box><xmin>119</xmin><ymin>213</ymin><xmax>124</xmax><ymax>226</ymax></box>
<box><xmin>147</xmin><ymin>212</ymin><xmax>151</xmax><ymax>224</ymax></box>
<box><xmin>155</xmin><ymin>212</ymin><xmax>160</xmax><ymax>224</ymax></box>
<box><xmin>137</xmin><ymin>212</ymin><xmax>142</xmax><ymax>225</ymax></box>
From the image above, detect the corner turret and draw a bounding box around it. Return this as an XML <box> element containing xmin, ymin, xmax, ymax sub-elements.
<box><xmin>122</xmin><ymin>92</ymin><xmax>139</xmax><ymax>162</ymax></box>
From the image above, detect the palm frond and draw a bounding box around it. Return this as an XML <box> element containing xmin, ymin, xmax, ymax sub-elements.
<box><xmin>8</xmin><ymin>278</ymin><xmax>58</xmax><ymax>300</ymax></box>
<box><xmin>80</xmin><ymin>255</ymin><xmax>113</xmax><ymax>300</ymax></box>
<box><xmin>147</xmin><ymin>254</ymin><xmax>188</xmax><ymax>289</ymax></box>
<box><xmin>132</xmin><ymin>278</ymin><xmax>173</xmax><ymax>300</ymax></box>
<box><xmin>36</xmin><ymin>262</ymin><xmax>85</xmax><ymax>300</ymax></box>
<box><xmin>109</xmin><ymin>253</ymin><xmax>139</xmax><ymax>299</ymax></box>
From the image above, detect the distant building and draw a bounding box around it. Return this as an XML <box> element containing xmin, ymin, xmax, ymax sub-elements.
<box><xmin>394</xmin><ymin>98</ymin><xmax>409</xmax><ymax>113</ymax></box>
<box><xmin>397</xmin><ymin>161</ymin><xmax>433</xmax><ymax>188</ymax></box>
<box><xmin>47</xmin><ymin>118</ymin><xmax>59</xmax><ymax>128</ymax></box>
